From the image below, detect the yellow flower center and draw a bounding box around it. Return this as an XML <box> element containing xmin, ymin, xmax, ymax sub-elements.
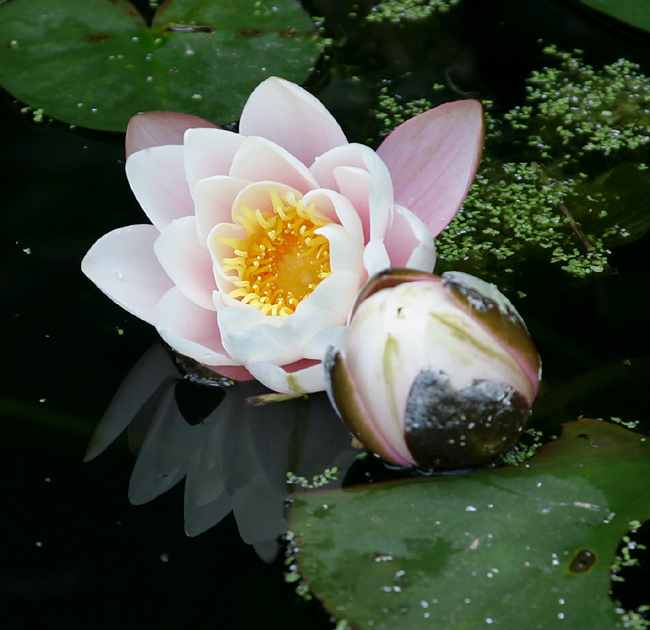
<box><xmin>216</xmin><ymin>187</ymin><xmax>332</xmax><ymax>316</ymax></box>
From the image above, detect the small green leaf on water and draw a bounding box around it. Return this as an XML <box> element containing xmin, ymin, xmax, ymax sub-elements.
<box><xmin>290</xmin><ymin>419</ymin><xmax>650</xmax><ymax>628</ymax></box>
<box><xmin>0</xmin><ymin>0</ymin><xmax>321</xmax><ymax>131</ymax></box>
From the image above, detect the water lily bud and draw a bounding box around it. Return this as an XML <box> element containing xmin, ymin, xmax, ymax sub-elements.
<box><xmin>324</xmin><ymin>269</ymin><xmax>541</xmax><ymax>471</ymax></box>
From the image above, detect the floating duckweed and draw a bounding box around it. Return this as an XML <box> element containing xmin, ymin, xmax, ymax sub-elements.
<box><xmin>286</xmin><ymin>466</ymin><xmax>339</xmax><ymax>489</ymax></box>
<box><xmin>618</xmin><ymin>610</ymin><xmax>650</xmax><ymax>630</ymax></box>
<box><xmin>500</xmin><ymin>428</ymin><xmax>544</xmax><ymax>466</ymax></box>
<box><xmin>610</xmin><ymin>417</ymin><xmax>640</xmax><ymax>430</ymax></box>
<box><xmin>366</xmin><ymin>0</ymin><xmax>462</xmax><ymax>23</ymax></box>
<box><xmin>373</xmin><ymin>50</ymin><xmax>650</xmax><ymax>287</ymax></box>
<box><xmin>283</xmin><ymin>531</ymin><xmax>313</xmax><ymax>601</ymax></box>
<box><xmin>432</xmin><ymin>48</ymin><xmax>650</xmax><ymax>286</ymax></box>
<box><xmin>374</xmin><ymin>85</ymin><xmax>433</xmax><ymax>137</ymax></box>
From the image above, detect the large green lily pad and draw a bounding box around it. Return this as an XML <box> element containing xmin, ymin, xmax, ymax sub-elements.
<box><xmin>580</xmin><ymin>0</ymin><xmax>650</xmax><ymax>33</ymax></box>
<box><xmin>290</xmin><ymin>419</ymin><xmax>650</xmax><ymax>628</ymax></box>
<box><xmin>0</xmin><ymin>0</ymin><xmax>321</xmax><ymax>131</ymax></box>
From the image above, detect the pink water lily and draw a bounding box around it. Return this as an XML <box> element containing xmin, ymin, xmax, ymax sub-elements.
<box><xmin>82</xmin><ymin>77</ymin><xmax>483</xmax><ymax>394</ymax></box>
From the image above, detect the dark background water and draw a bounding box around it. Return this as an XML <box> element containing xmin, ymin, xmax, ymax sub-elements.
<box><xmin>2</xmin><ymin>0</ymin><xmax>650</xmax><ymax>627</ymax></box>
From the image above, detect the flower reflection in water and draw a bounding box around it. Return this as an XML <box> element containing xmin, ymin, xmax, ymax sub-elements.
<box><xmin>85</xmin><ymin>344</ymin><xmax>358</xmax><ymax>561</ymax></box>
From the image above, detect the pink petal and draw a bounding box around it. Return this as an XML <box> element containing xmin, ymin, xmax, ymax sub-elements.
<box><xmin>184</xmin><ymin>128</ymin><xmax>246</xmax><ymax>195</ymax></box>
<box><xmin>229</xmin><ymin>136</ymin><xmax>318</xmax><ymax>194</ymax></box>
<box><xmin>238</xmin><ymin>77</ymin><xmax>348</xmax><ymax>166</ymax></box>
<box><xmin>126</xmin><ymin>145</ymin><xmax>194</xmax><ymax>231</ymax></box>
<box><xmin>125</xmin><ymin>111</ymin><xmax>218</xmax><ymax>158</ymax></box>
<box><xmin>384</xmin><ymin>205</ymin><xmax>436</xmax><ymax>271</ymax></box>
<box><xmin>154</xmin><ymin>287</ymin><xmax>240</xmax><ymax>369</ymax></box>
<box><xmin>154</xmin><ymin>217</ymin><xmax>217</xmax><ymax>311</ymax></box>
<box><xmin>377</xmin><ymin>99</ymin><xmax>484</xmax><ymax>236</ymax></box>
<box><xmin>213</xmin><ymin>365</ymin><xmax>255</xmax><ymax>381</ymax></box>
<box><xmin>81</xmin><ymin>224</ymin><xmax>174</xmax><ymax>324</ymax></box>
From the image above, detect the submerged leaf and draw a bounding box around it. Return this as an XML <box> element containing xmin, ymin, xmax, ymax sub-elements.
<box><xmin>290</xmin><ymin>419</ymin><xmax>650</xmax><ymax>628</ymax></box>
<box><xmin>0</xmin><ymin>0</ymin><xmax>321</xmax><ymax>131</ymax></box>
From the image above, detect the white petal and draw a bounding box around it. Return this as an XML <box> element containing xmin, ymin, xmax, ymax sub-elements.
<box><xmin>302</xmin><ymin>188</ymin><xmax>363</xmax><ymax>242</ymax></box>
<box><xmin>247</xmin><ymin>361</ymin><xmax>326</xmax><ymax>394</ymax></box>
<box><xmin>301</xmin><ymin>325</ymin><xmax>348</xmax><ymax>360</ymax></box>
<box><xmin>215</xmin><ymin>303</ymin><xmax>307</xmax><ymax>366</ymax></box>
<box><xmin>82</xmin><ymin>224</ymin><xmax>173</xmax><ymax>324</ymax></box>
<box><xmin>229</xmin><ymin>136</ymin><xmax>318</xmax><ymax>193</ymax></box>
<box><xmin>311</xmin><ymin>143</ymin><xmax>394</xmax><ymax>206</ymax></box>
<box><xmin>239</xmin><ymin>76</ymin><xmax>347</xmax><ymax>166</ymax></box>
<box><xmin>385</xmin><ymin>205</ymin><xmax>436</xmax><ymax>271</ymax></box>
<box><xmin>126</xmin><ymin>145</ymin><xmax>193</xmax><ymax>231</ymax></box>
<box><xmin>333</xmin><ymin>166</ymin><xmax>393</xmax><ymax>245</ymax></box>
<box><xmin>363</xmin><ymin>238</ymin><xmax>391</xmax><ymax>276</ymax></box>
<box><xmin>184</xmin><ymin>128</ymin><xmax>246</xmax><ymax>195</ymax></box>
<box><xmin>227</xmin><ymin>180</ymin><xmax>303</xmax><ymax>219</ymax></box>
<box><xmin>194</xmin><ymin>176</ymin><xmax>251</xmax><ymax>245</ymax></box>
<box><xmin>316</xmin><ymin>223</ymin><xmax>364</xmax><ymax>275</ymax></box>
<box><xmin>154</xmin><ymin>287</ymin><xmax>240</xmax><ymax>367</ymax></box>
<box><xmin>155</xmin><ymin>216</ymin><xmax>217</xmax><ymax>311</ymax></box>
<box><xmin>294</xmin><ymin>270</ymin><xmax>362</xmax><ymax>321</ymax></box>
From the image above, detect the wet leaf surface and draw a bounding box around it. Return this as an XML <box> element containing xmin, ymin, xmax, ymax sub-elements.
<box><xmin>580</xmin><ymin>0</ymin><xmax>650</xmax><ymax>33</ymax></box>
<box><xmin>290</xmin><ymin>419</ymin><xmax>650</xmax><ymax>628</ymax></box>
<box><xmin>0</xmin><ymin>0</ymin><xmax>320</xmax><ymax>131</ymax></box>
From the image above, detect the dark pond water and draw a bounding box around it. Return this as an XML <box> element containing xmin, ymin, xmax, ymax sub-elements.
<box><xmin>3</xmin><ymin>0</ymin><xmax>650</xmax><ymax>627</ymax></box>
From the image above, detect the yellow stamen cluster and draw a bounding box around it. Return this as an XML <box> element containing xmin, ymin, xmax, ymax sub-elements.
<box><xmin>216</xmin><ymin>187</ymin><xmax>332</xmax><ymax>316</ymax></box>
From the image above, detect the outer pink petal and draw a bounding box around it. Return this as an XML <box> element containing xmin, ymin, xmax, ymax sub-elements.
<box><xmin>126</xmin><ymin>145</ymin><xmax>194</xmax><ymax>231</ymax></box>
<box><xmin>154</xmin><ymin>217</ymin><xmax>217</xmax><ymax>311</ymax></box>
<box><xmin>238</xmin><ymin>77</ymin><xmax>348</xmax><ymax>167</ymax></box>
<box><xmin>126</xmin><ymin>111</ymin><xmax>218</xmax><ymax>158</ymax></box>
<box><xmin>81</xmin><ymin>224</ymin><xmax>173</xmax><ymax>324</ymax></box>
<box><xmin>229</xmin><ymin>136</ymin><xmax>318</xmax><ymax>194</ymax></box>
<box><xmin>154</xmin><ymin>287</ymin><xmax>239</xmax><ymax>368</ymax></box>
<box><xmin>377</xmin><ymin>99</ymin><xmax>484</xmax><ymax>236</ymax></box>
<box><xmin>184</xmin><ymin>128</ymin><xmax>246</xmax><ymax>195</ymax></box>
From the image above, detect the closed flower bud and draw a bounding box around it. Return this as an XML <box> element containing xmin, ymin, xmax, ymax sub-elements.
<box><xmin>324</xmin><ymin>269</ymin><xmax>541</xmax><ymax>471</ymax></box>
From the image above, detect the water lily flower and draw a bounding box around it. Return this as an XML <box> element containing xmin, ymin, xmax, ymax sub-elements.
<box><xmin>82</xmin><ymin>77</ymin><xmax>483</xmax><ymax>394</ymax></box>
<box><xmin>324</xmin><ymin>269</ymin><xmax>541</xmax><ymax>470</ymax></box>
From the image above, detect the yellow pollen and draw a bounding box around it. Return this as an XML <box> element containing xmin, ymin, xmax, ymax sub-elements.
<box><xmin>216</xmin><ymin>187</ymin><xmax>332</xmax><ymax>316</ymax></box>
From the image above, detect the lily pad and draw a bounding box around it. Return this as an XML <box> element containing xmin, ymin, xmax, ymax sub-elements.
<box><xmin>290</xmin><ymin>419</ymin><xmax>650</xmax><ymax>628</ymax></box>
<box><xmin>0</xmin><ymin>0</ymin><xmax>321</xmax><ymax>131</ymax></box>
<box><xmin>580</xmin><ymin>0</ymin><xmax>650</xmax><ymax>33</ymax></box>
